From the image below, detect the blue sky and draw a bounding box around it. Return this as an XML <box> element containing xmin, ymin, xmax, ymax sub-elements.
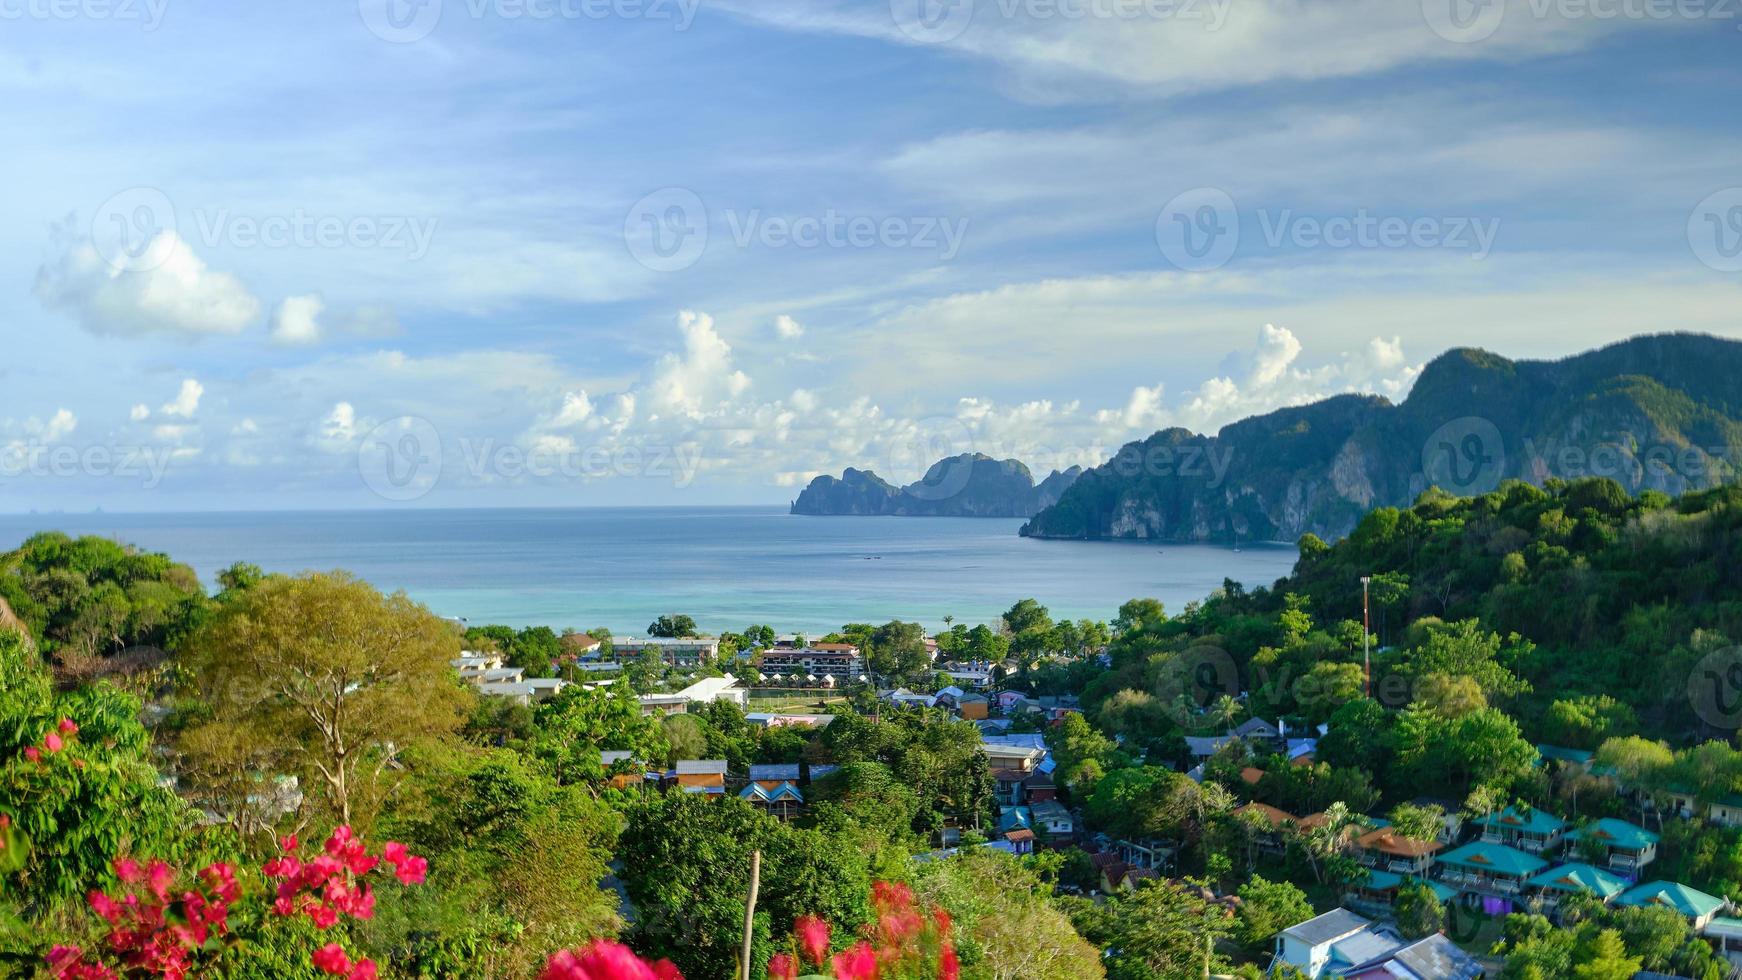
<box><xmin>2</xmin><ymin>0</ymin><xmax>1739</xmax><ymax>511</ymax></box>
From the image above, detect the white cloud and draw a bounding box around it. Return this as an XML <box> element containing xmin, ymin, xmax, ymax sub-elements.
<box><xmin>31</xmin><ymin>409</ymin><xmax>78</xmax><ymax>442</ymax></box>
<box><xmin>775</xmin><ymin>314</ymin><xmax>805</xmax><ymax>339</ymax></box>
<box><xmin>314</xmin><ymin>402</ymin><xmax>361</xmax><ymax>452</ymax></box>
<box><xmin>271</xmin><ymin>294</ymin><xmax>325</xmax><ymax>346</ymax></box>
<box><xmin>719</xmin><ymin>0</ymin><xmax>1656</xmax><ymax>97</ymax></box>
<box><xmin>160</xmin><ymin>379</ymin><xmax>204</xmax><ymax>418</ymax></box>
<box><xmin>35</xmin><ymin>231</ymin><xmax>261</xmax><ymax>338</ymax></box>
<box><xmin>130</xmin><ymin>404</ymin><xmax>151</xmax><ymax>422</ymax></box>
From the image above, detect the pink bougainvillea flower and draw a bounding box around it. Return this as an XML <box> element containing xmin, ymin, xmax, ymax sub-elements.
<box><xmin>324</xmin><ymin>825</ymin><xmax>355</xmax><ymax>853</ymax></box>
<box><xmin>87</xmin><ymin>890</ymin><xmax>124</xmax><ymax>924</ymax></box>
<box><xmin>541</xmin><ymin>940</ymin><xmax>666</xmax><ymax>980</ymax></box>
<box><xmin>145</xmin><ymin>861</ymin><xmax>176</xmax><ymax>902</ymax></box>
<box><xmin>650</xmin><ymin>960</ymin><xmax>682</xmax><ymax>980</ymax></box>
<box><xmin>939</xmin><ymin>946</ymin><xmax>960</xmax><ymax>980</ymax></box>
<box><xmin>279</xmin><ymin>834</ymin><xmax>299</xmax><ymax>853</ymax></box>
<box><xmin>43</xmin><ymin>732</ymin><xmax>64</xmax><ymax>753</ymax></box>
<box><xmin>795</xmin><ymin>914</ymin><xmax>831</xmax><ymax>965</ymax></box>
<box><xmin>23</xmin><ymin>747</ymin><xmax>41</xmax><ymax>763</ymax></box>
<box><xmin>113</xmin><ymin>858</ymin><xmax>143</xmax><ymax>884</ymax></box>
<box><xmin>932</xmin><ymin>907</ymin><xmax>952</xmax><ymax>936</ymax></box>
<box><xmin>305</xmin><ymin>902</ymin><xmax>340</xmax><ymax>929</ymax></box>
<box><xmin>831</xmin><ymin>941</ymin><xmax>878</xmax><ymax>980</ymax></box>
<box><xmin>348</xmin><ymin>958</ymin><xmax>379</xmax><ymax>980</ymax></box>
<box><xmin>58</xmin><ymin>718</ymin><xmax>78</xmax><ymax>735</ymax></box>
<box><xmin>311</xmin><ymin>943</ymin><xmax>353</xmax><ymax>976</ymax></box>
<box><xmin>766</xmin><ymin>952</ymin><xmax>798</xmax><ymax>980</ymax></box>
<box><xmin>392</xmin><ymin>853</ymin><xmax>428</xmax><ymax>885</ymax></box>
<box><xmin>382</xmin><ymin>841</ymin><xmax>409</xmax><ymax>864</ymax></box>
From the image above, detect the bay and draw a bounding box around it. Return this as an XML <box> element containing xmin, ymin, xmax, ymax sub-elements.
<box><xmin>0</xmin><ymin>507</ymin><xmax>1299</xmax><ymax>636</ymax></box>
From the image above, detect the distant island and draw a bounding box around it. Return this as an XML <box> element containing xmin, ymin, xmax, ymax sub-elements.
<box><xmin>1023</xmin><ymin>332</ymin><xmax>1742</xmax><ymax>543</ymax></box>
<box><xmin>790</xmin><ymin>453</ymin><xmax>1082</xmax><ymax>517</ymax></box>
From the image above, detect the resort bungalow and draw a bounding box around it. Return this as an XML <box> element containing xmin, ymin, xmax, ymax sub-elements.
<box><xmin>1566</xmin><ymin>818</ymin><xmax>1658</xmax><ymax>874</ymax></box>
<box><xmin>1233</xmin><ymin>802</ymin><xmax>1297</xmax><ymax>856</ymax></box>
<box><xmin>599</xmin><ymin>750</ymin><xmax>649</xmax><ymax>791</ymax></box>
<box><xmin>741</xmin><ymin>763</ymin><xmax>805</xmax><ymax>820</ymax></box>
<box><xmin>1701</xmin><ymin>916</ymin><xmax>1742</xmax><ymax>968</ymax></box>
<box><xmin>1474</xmin><ymin>806</ymin><xmax>1567</xmax><ymax>854</ymax></box>
<box><xmin>1338</xmin><ymin>933</ymin><xmax>1484</xmax><ymax>980</ymax></box>
<box><xmin>1535</xmin><ymin>743</ymin><xmax>1595</xmax><ymax>771</ymax></box>
<box><xmin>1709</xmin><ymin>794</ymin><xmax>1742</xmax><ymax>828</ymax></box>
<box><xmin>1435</xmin><ymin>841</ymin><xmax>1549</xmax><ymax>898</ymax></box>
<box><xmin>1617</xmin><ymin>881</ymin><xmax>1728</xmax><ymax>931</ymax></box>
<box><xmin>670</xmin><ymin>759</ymin><xmax>727</xmax><ymax>796</ymax></box>
<box><xmin>1356</xmin><ymin>826</ymin><xmax>1444</xmax><ymax>876</ymax></box>
<box><xmin>1185</xmin><ymin>735</ymin><xmax>1235</xmax><ymax>760</ymax></box>
<box><xmin>1523</xmin><ymin>862</ymin><xmax>1629</xmax><ymax>917</ymax></box>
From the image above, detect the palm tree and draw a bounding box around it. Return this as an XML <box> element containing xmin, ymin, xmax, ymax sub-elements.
<box><xmin>1211</xmin><ymin>695</ymin><xmax>1241</xmax><ymax>733</ymax></box>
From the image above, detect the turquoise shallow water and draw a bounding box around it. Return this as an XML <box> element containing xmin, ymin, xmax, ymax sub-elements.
<box><xmin>0</xmin><ymin>507</ymin><xmax>1300</xmax><ymax>636</ymax></box>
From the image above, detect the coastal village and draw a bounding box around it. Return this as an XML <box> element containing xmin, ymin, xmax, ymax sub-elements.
<box><xmin>445</xmin><ymin>629</ymin><xmax>1742</xmax><ymax>979</ymax></box>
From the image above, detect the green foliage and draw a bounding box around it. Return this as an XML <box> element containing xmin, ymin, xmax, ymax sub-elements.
<box><xmin>0</xmin><ymin>532</ymin><xmax>207</xmax><ymax>666</ymax></box>
<box><xmin>1232</xmin><ymin>876</ymin><xmax>1312</xmax><ymax>953</ymax></box>
<box><xmin>647</xmin><ymin>614</ymin><xmax>699</xmax><ymax>638</ymax></box>
<box><xmin>618</xmin><ymin>792</ymin><xmax>871</xmax><ymax>979</ymax></box>
<box><xmin>1391</xmin><ymin>881</ymin><xmax>1443</xmax><ymax>939</ymax></box>
<box><xmin>910</xmin><ymin>849</ymin><xmax>1105</xmax><ymax>979</ymax></box>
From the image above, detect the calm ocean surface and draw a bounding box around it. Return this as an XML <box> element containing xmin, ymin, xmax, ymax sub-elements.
<box><xmin>0</xmin><ymin>508</ymin><xmax>1299</xmax><ymax>636</ymax></box>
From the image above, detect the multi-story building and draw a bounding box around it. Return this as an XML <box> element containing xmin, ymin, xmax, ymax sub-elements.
<box><xmin>614</xmin><ymin>636</ymin><xmax>720</xmax><ymax>666</ymax></box>
<box><xmin>759</xmin><ymin>643</ymin><xmax>865</xmax><ymax>681</ymax></box>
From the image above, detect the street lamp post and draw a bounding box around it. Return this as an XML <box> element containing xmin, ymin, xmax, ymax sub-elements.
<box><xmin>1360</xmin><ymin>576</ymin><xmax>1372</xmax><ymax>700</ymax></box>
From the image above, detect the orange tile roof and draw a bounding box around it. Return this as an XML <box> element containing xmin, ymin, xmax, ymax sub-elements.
<box><xmin>1233</xmin><ymin>802</ymin><xmax>1297</xmax><ymax>828</ymax></box>
<box><xmin>1240</xmin><ymin>767</ymin><xmax>1266</xmax><ymax>785</ymax></box>
<box><xmin>1358</xmin><ymin>826</ymin><xmax>1443</xmax><ymax>857</ymax></box>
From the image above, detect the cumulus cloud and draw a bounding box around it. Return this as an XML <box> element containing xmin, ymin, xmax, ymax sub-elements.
<box><xmin>35</xmin><ymin>231</ymin><xmax>261</xmax><ymax>338</ymax></box>
<box><xmin>130</xmin><ymin>404</ymin><xmax>151</xmax><ymax>422</ymax></box>
<box><xmin>271</xmin><ymin>294</ymin><xmax>325</xmax><ymax>346</ymax></box>
<box><xmin>160</xmin><ymin>379</ymin><xmax>205</xmax><ymax>418</ymax></box>
<box><xmin>774</xmin><ymin>315</ymin><xmax>805</xmax><ymax>339</ymax></box>
<box><xmin>30</xmin><ymin>409</ymin><xmax>78</xmax><ymax>442</ymax></box>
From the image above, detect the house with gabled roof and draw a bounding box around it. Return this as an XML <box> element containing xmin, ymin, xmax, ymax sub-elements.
<box><xmin>1617</xmin><ymin>880</ymin><xmax>1728</xmax><ymax>930</ymax></box>
<box><xmin>1435</xmin><ymin>841</ymin><xmax>1548</xmax><ymax>898</ymax></box>
<box><xmin>1473</xmin><ymin>805</ymin><xmax>1566</xmax><ymax>854</ymax></box>
<box><xmin>1524</xmin><ymin>862</ymin><xmax>1629</xmax><ymax>917</ymax></box>
<box><xmin>1357</xmin><ymin>825</ymin><xmax>1443</xmax><ymax>876</ymax></box>
<box><xmin>670</xmin><ymin>759</ymin><xmax>727</xmax><ymax>796</ymax></box>
<box><xmin>1566</xmin><ymin>817</ymin><xmax>1658</xmax><ymax>874</ymax></box>
<box><xmin>1233</xmin><ymin>802</ymin><xmax>1296</xmax><ymax>856</ymax></box>
<box><xmin>1341</xmin><ymin>932</ymin><xmax>1484</xmax><ymax>980</ymax></box>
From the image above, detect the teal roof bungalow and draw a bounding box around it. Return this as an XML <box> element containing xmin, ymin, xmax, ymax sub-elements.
<box><xmin>1702</xmin><ymin>916</ymin><xmax>1742</xmax><ymax>960</ymax></box>
<box><xmin>1436</xmin><ymin>841</ymin><xmax>1549</xmax><ymax>898</ymax></box>
<box><xmin>1524</xmin><ymin>862</ymin><xmax>1629</xmax><ymax>918</ymax></box>
<box><xmin>1567</xmin><ymin>817</ymin><xmax>1658</xmax><ymax>874</ymax></box>
<box><xmin>1617</xmin><ymin>880</ymin><xmax>1728</xmax><ymax>931</ymax></box>
<box><xmin>1536</xmin><ymin>743</ymin><xmax>1595</xmax><ymax>769</ymax></box>
<box><xmin>1474</xmin><ymin>805</ymin><xmax>1567</xmax><ymax>854</ymax></box>
<box><xmin>1343</xmin><ymin>870</ymin><xmax>1459</xmax><ymax>918</ymax></box>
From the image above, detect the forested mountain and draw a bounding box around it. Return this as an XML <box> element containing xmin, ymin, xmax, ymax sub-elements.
<box><xmin>791</xmin><ymin>453</ymin><xmax>1082</xmax><ymax>517</ymax></box>
<box><xmin>1022</xmin><ymin>332</ymin><xmax>1742</xmax><ymax>542</ymax></box>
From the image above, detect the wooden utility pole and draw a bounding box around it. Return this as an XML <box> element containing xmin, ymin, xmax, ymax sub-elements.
<box><xmin>739</xmin><ymin>849</ymin><xmax>762</xmax><ymax>980</ymax></box>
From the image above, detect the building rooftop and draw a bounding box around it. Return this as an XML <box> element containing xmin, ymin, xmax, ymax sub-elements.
<box><xmin>1525</xmin><ymin>862</ymin><xmax>1629</xmax><ymax>900</ymax></box>
<box><xmin>1475</xmin><ymin>805</ymin><xmax>1566</xmax><ymax>835</ymax></box>
<box><xmin>1568</xmin><ymin>817</ymin><xmax>1659</xmax><ymax>850</ymax></box>
<box><xmin>674</xmin><ymin>760</ymin><xmax>728</xmax><ymax>776</ymax></box>
<box><xmin>1280</xmin><ymin>907</ymin><xmax>1373</xmax><ymax>947</ymax></box>
<box><xmin>748</xmin><ymin>763</ymin><xmax>802</xmax><ymax>782</ymax></box>
<box><xmin>1617</xmin><ymin>880</ymin><xmax>1726</xmax><ymax>918</ymax></box>
<box><xmin>1437</xmin><ymin>841</ymin><xmax>1549</xmax><ymax>878</ymax></box>
<box><xmin>1232</xmin><ymin>802</ymin><xmax>1296</xmax><ymax>828</ymax></box>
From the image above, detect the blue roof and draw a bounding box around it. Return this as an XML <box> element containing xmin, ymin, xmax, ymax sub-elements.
<box><xmin>1475</xmin><ymin>805</ymin><xmax>1566</xmax><ymax>835</ymax></box>
<box><xmin>1525</xmin><ymin>862</ymin><xmax>1629</xmax><ymax>900</ymax></box>
<box><xmin>1536</xmin><ymin>743</ymin><xmax>1594</xmax><ymax>765</ymax></box>
<box><xmin>998</xmin><ymin>806</ymin><xmax>1033</xmax><ymax>833</ymax></box>
<box><xmin>1568</xmin><ymin>817</ymin><xmax>1659</xmax><ymax>850</ymax></box>
<box><xmin>1617</xmin><ymin>880</ymin><xmax>1726</xmax><ymax>918</ymax></box>
<box><xmin>1438</xmin><ymin>841</ymin><xmax>1550</xmax><ymax>877</ymax></box>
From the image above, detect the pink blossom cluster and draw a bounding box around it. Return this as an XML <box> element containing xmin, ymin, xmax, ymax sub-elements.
<box><xmin>541</xmin><ymin>939</ymin><xmax>683</xmax><ymax>980</ymax></box>
<box><xmin>263</xmin><ymin>826</ymin><xmax>428</xmax><ymax>978</ymax></box>
<box><xmin>21</xmin><ymin>717</ymin><xmax>79</xmax><ymax>764</ymax></box>
<box><xmin>768</xmin><ymin>880</ymin><xmax>959</xmax><ymax>980</ymax></box>
<box><xmin>45</xmin><ymin>857</ymin><xmax>239</xmax><ymax>980</ymax></box>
